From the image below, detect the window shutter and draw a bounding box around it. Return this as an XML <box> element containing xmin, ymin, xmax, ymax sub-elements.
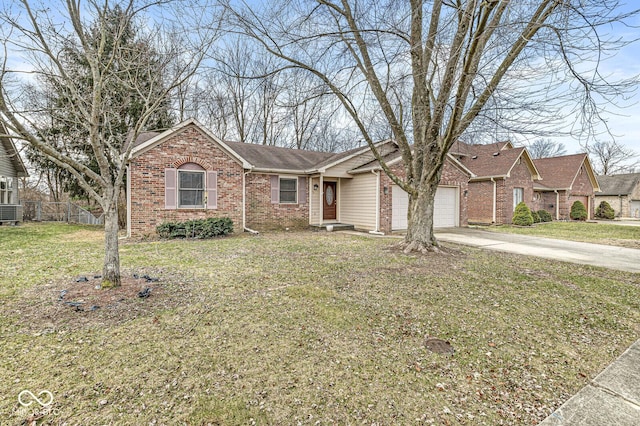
<box><xmin>270</xmin><ymin>175</ymin><xmax>279</xmax><ymax>204</ymax></box>
<box><xmin>164</xmin><ymin>168</ymin><xmax>176</xmax><ymax>209</ymax></box>
<box><xmin>207</xmin><ymin>171</ymin><xmax>218</xmax><ymax>209</ymax></box>
<box><xmin>298</xmin><ymin>177</ymin><xmax>307</xmax><ymax>204</ymax></box>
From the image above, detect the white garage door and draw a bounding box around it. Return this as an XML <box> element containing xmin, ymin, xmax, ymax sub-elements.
<box><xmin>392</xmin><ymin>186</ymin><xmax>458</xmax><ymax>230</ymax></box>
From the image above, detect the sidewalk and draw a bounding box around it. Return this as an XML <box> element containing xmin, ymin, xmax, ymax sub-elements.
<box><xmin>538</xmin><ymin>340</ymin><xmax>640</xmax><ymax>425</ymax></box>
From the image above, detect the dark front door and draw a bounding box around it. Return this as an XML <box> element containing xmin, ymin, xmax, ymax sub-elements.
<box><xmin>323</xmin><ymin>181</ymin><xmax>337</xmax><ymax>220</ymax></box>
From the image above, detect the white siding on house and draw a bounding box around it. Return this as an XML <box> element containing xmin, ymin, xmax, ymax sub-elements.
<box><xmin>309</xmin><ymin>177</ymin><xmax>321</xmax><ymax>225</ymax></box>
<box><xmin>0</xmin><ymin>143</ymin><xmax>16</xmax><ymax>178</ymax></box>
<box><xmin>339</xmin><ymin>173</ymin><xmax>378</xmax><ymax>230</ymax></box>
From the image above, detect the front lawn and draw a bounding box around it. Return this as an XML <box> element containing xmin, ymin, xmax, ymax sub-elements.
<box><xmin>481</xmin><ymin>221</ymin><xmax>640</xmax><ymax>248</ymax></box>
<box><xmin>1</xmin><ymin>223</ymin><xmax>639</xmax><ymax>424</ymax></box>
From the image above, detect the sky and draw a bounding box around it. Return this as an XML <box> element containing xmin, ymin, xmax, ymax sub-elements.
<box><xmin>548</xmin><ymin>3</ymin><xmax>640</xmax><ymax>158</ymax></box>
<box><xmin>2</xmin><ymin>0</ymin><xmax>640</xmax><ymax>164</ymax></box>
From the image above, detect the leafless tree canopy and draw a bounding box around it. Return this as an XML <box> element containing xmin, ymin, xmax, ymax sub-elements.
<box><xmin>527</xmin><ymin>138</ymin><xmax>567</xmax><ymax>159</ymax></box>
<box><xmin>222</xmin><ymin>0</ymin><xmax>639</xmax><ymax>250</ymax></box>
<box><xmin>588</xmin><ymin>140</ymin><xmax>639</xmax><ymax>175</ymax></box>
<box><xmin>0</xmin><ymin>0</ymin><xmax>221</xmax><ymax>285</ymax></box>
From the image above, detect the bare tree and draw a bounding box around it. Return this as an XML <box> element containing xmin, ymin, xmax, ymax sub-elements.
<box><xmin>588</xmin><ymin>140</ymin><xmax>639</xmax><ymax>175</ymax></box>
<box><xmin>225</xmin><ymin>0</ymin><xmax>638</xmax><ymax>252</ymax></box>
<box><xmin>527</xmin><ymin>138</ymin><xmax>567</xmax><ymax>159</ymax></box>
<box><xmin>0</xmin><ymin>0</ymin><xmax>220</xmax><ymax>286</ymax></box>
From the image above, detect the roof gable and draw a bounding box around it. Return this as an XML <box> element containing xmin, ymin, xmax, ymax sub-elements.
<box><xmin>0</xmin><ymin>121</ymin><xmax>29</xmax><ymax>178</ymax></box>
<box><xmin>533</xmin><ymin>153</ymin><xmax>599</xmax><ymax>191</ymax></box>
<box><xmin>131</xmin><ymin>119</ymin><xmax>251</xmax><ymax>168</ymax></box>
<box><xmin>454</xmin><ymin>142</ymin><xmax>540</xmax><ymax>180</ymax></box>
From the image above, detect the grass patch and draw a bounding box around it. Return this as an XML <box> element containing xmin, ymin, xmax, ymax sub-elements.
<box><xmin>1</xmin><ymin>224</ymin><xmax>639</xmax><ymax>424</ymax></box>
<box><xmin>482</xmin><ymin>221</ymin><xmax>640</xmax><ymax>248</ymax></box>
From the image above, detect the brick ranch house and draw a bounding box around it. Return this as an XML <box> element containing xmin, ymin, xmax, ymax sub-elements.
<box><xmin>532</xmin><ymin>153</ymin><xmax>600</xmax><ymax>220</ymax></box>
<box><xmin>449</xmin><ymin>141</ymin><xmax>541</xmax><ymax>225</ymax></box>
<box><xmin>127</xmin><ymin>119</ymin><xmax>471</xmax><ymax>237</ymax></box>
<box><xmin>448</xmin><ymin>141</ymin><xmax>599</xmax><ymax>224</ymax></box>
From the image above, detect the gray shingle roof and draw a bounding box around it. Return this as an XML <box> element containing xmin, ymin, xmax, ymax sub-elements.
<box><xmin>223</xmin><ymin>141</ymin><xmax>337</xmax><ymax>172</ymax></box>
<box><xmin>596</xmin><ymin>173</ymin><xmax>640</xmax><ymax>196</ymax></box>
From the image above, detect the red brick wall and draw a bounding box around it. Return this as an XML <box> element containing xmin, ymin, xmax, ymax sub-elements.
<box><xmin>128</xmin><ymin>125</ymin><xmax>244</xmax><ymax>237</ymax></box>
<box><xmin>245</xmin><ymin>173</ymin><xmax>309</xmax><ymax>231</ymax></box>
<box><xmin>567</xmin><ymin>164</ymin><xmax>595</xmax><ymax>219</ymax></box>
<box><xmin>467</xmin><ymin>158</ymin><xmax>535</xmax><ymax>225</ymax></box>
<box><xmin>502</xmin><ymin>159</ymin><xmax>535</xmax><ymax>224</ymax></box>
<box><xmin>378</xmin><ymin>158</ymin><xmax>469</xmax><ymax>233</ymax></box>
<box><xmin>467</xmin><ymin>180</ymin><xmax>495</xmax><ymax>224</ymax></box>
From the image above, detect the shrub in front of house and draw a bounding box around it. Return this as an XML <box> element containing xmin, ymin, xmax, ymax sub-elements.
<box><xmin>595</xmin><ymin>201</ymin><xmax>615</xmax><ymax>220</ymax></box>
<box><xmin>157</xmin><ymin>217</ymin><xmax>234</xmax><ymax>239</ymax></box>
<box><xmin>570</xmin><ymin>201</ymin><xmax>588</xmax><ymax>221</ymax></box>
<box><xmin>531</xmin><ymin>210</ymin><xmax>541</xmax><ymax>224</ymax></box>
<box><xmin>537</xmin><ymin>209</ymin><xmax>553</xmax><ymax>223</ymax></box>
<box><xmin>512</xmin><ymin>202</ymin><xmax>534</xmax><ymax>226</ymax></box>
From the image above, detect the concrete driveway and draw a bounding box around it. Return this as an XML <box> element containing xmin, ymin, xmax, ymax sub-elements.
<box><xmin>435</xmin><ymin>228</ymin><xmax>640</xmax><ymax>273</ymax></box>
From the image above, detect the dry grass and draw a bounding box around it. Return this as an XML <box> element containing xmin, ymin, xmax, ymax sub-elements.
<box><xmin>1</xmin><ymin>223</ymin><xmax>639</xmax><ymax>425</ymax></box>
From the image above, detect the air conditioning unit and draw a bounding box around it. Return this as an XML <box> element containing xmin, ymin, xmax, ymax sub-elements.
<box><xmin>0</xmin><ymin>205</ymin><xmax>22</xmax><ymax>222</ymax></box>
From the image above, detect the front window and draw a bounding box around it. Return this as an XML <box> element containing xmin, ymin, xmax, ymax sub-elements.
<box><xmin>279</xmin><ymin>178</ymin><xmax>297</xmax><ymax>203</ymax></box>
<box><xmin>513</xmin><ymin>187</ymin><xmax>524</xmax><ymax>211</ymax></box>
<box><xmin>178</xmin><ymin>170</ymin><xmax>205</xmax><ymax>208</ymax></box>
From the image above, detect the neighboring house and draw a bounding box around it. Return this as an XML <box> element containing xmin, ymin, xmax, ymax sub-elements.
<box><xmin>595</xmin><ymin>173</ymin><xmax>640</xmax><ymax>218</ymax></box>
<box><xmin>127</xmin><ymin>119</ymin><xmax>471</xmax><ymax>237</ymax></box>
<box><xmin>532</xmin><ymin>154</ymin><xmax>600</xmax><ymax>220</ymax></box>
<box><xmin>449</xmin><ymin>141</ymin><xmax>541</xmax><ymax>225</ymax></box>
<box><xmin>0</xmin><ymin>122</ymin><xmax>29</xmax><ymax>224</ymax></box>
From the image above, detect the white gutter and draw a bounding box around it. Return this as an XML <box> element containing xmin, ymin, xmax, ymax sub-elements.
<box><xmin>491</xmin><ymin>177</ymin><xmax>497</xmax><ymax>223</ymax></box>
<box><xmin>252</xmin><ymin>167</ymin><xmax>311</xmax><ymax>175</ymax></box>
<box><xmin>369</xmin><ymin>170</ymin><xmax>383</xmax><ymax>235</ymax></box>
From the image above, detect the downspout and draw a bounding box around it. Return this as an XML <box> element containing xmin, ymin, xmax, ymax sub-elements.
<box><xmin>369</xmin><ymin>170</ymin><xmax>384</xmax><ymax>235</ymax></box>
<box><xmin>243</xmin><ymin>169</ymin><xmax>259</xmax><ymax>234</ymax></box>
<box><xmin>554</xmin><ymin>190</ymin><xmax>559</xmax><ymax>220</ymax></box>
<box><xmin>126</xmin><ymin>165</ymin><xmax>131</xmax><ymax>238</ymax></box>
<box><xmin>491</xmin><ymin>177</ymin><xmax>497</xmax><ymax>224</ymax></box>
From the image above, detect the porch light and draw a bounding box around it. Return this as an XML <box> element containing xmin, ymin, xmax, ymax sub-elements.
<box><xmin>313</xmin><ymin>184</ymin><xmax>319</xmax><ymax>191</ymax></box>
<box><xmin>383</xmin><ymin>186</ymin><xmax>388</xmax><ymax>195</ymax></box>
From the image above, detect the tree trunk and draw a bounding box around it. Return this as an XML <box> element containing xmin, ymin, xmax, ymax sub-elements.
<box><xmin>403</xmin><ymin>182</ymin><xmax>439</xmax><ymax>253</ymax></box>
<box><xmin>102</xmin><ymin>200</ymin><xmax>121</xmax><ymax>287</ymax></box>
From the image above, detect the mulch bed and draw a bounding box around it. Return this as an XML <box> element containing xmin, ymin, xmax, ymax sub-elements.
<box><xmin>11</xmin><ymin>270</ymin><xmax>195</xmax><ymax>333</ymax></box>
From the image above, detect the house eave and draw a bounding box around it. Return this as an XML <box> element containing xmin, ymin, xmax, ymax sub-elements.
<box><xmin>469</xmin><ymin>175</ymin><xmax>508</xmax><ymax>182</ymax></box>
<box><xmin>534</xmin><ymin>186</ymin><xmax>570</xmax><ymax>192</ymax></box>
<box><xmin>250</xmin><ymin>167</ymin><xmax>314</xmax><ymax>175</ymax></box>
